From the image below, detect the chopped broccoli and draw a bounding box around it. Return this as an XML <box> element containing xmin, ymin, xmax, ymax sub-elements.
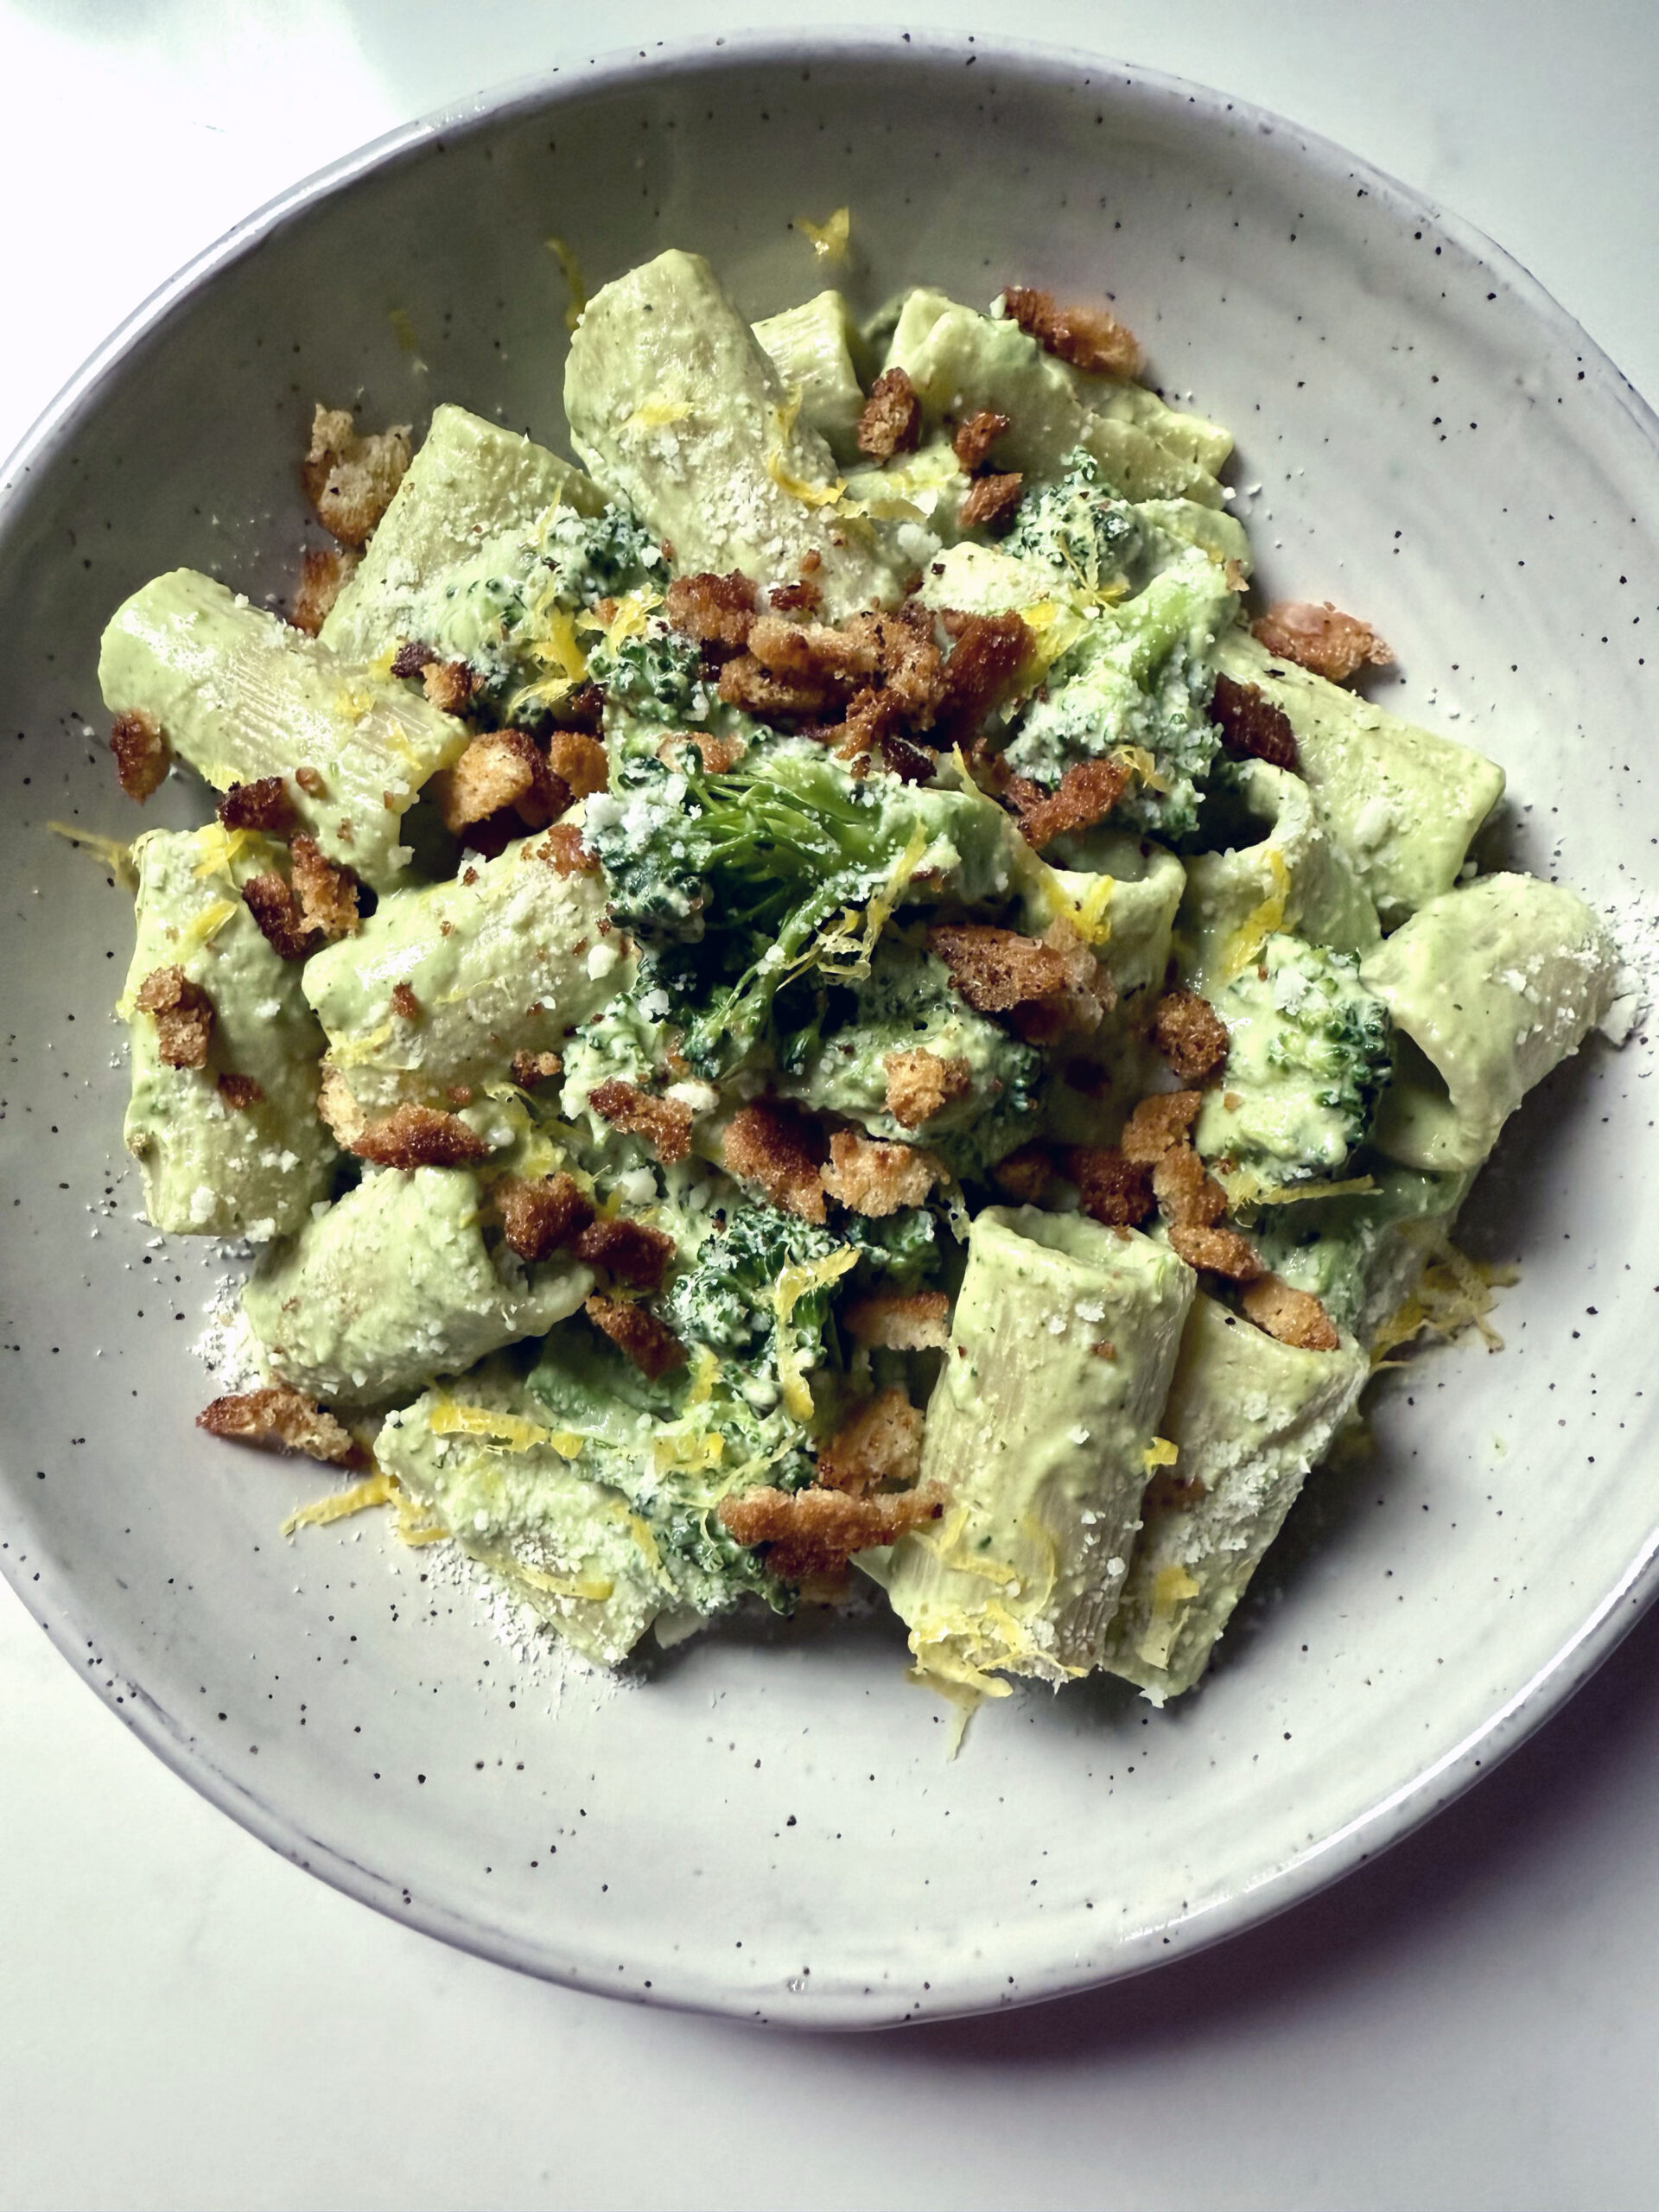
<box><xmin>842</xmin><ymin>1206</ymin><xmax>943</xmax><ymax>1288</ymax></box>
<box><xmin>1004</xmin><ymin>448</ymin><xmax>1148</xmax><ymax>596</ymax></box>
<box><xmin>771</xmin><ymin>931</ymin><xmax>1043</xmax><ymax>1178</ymax></box>
<box><xmin>584</xmin><ymin>614</ymin><xmax>713</xmax><ymax>723</ymax></box>
<box><xmin>1002</xmin><ymin>539</ymin><xmax>1236</xmax><ymax>842</ymax></box>
<box><xmin>1194</xmin><ymin>934</ymin><xmax>1394</xmax><ymax>1183</ymax></box>
<box><xmin>662</xmin><ymin>1201</ymin><xmax>842</xmax><ymax>1363</ymax></box>
<box><xmin>584</xmin><ymin>740</ymin><xmax>1013</xmax><ymax>1075</ymax></box>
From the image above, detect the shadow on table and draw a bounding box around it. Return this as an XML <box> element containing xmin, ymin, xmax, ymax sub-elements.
<box><xmin>846</xmin><ymin>1591</ymin><xmax>1659</xmax><ymax>2061</ymax></box>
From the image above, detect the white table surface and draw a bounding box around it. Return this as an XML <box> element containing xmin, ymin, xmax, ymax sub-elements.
<box><xmin>4</xmin><ymin>4</ymin><xmax>1658</xmax><ymax>2207</ymax></box>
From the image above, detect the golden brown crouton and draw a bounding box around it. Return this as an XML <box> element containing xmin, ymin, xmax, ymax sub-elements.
<box><xmin>1241</xmin><ymin>1274</ymin><xmax>1342</xmax><ymax>1351</ymax></box>
<box><xmin>841</xmin><ymin>1289</ymin><xmax>950</xmax><ymax>1351</ymax></box>
<box><xmin>349</xmin><ymin>1103</ymin><xmax>489</xmax><ymax>1169</ymax></box>
<box><xmin>197</xmin><ymin>1384</ymin><xmax>357</xmax><ymax>1465</ymax></box>
<box><xmin>537</xmin><ymin>823</ymin><xmax>601</xmax><ymax>875</ymax></box>
<box><xmin>748</xmin><ymin>611</ymin><xmax>884</xmax><ymax>687</ymax></box>
<box><xmin>990</xmin><ymin>1141</ymin><xmax>1059</xmax><ymax>1206</ymax></box>
<box><xmin>717</xmin><ymin>1479</ymin><xmax>944</xmax><ymax>1581</ymax></box>
<box><xmin>721</xmin><ymin>1101</ymin><xmax>828</xmax><ymax>1223</ymax></box>
<box><xmin>959</xmin><ymin>470</ymin><xmax>1025</xmax><ymax>535</ymax></box>
<box><xmin>433</xmin><ymin>730</ymin><xmax>564</xmax><ymax>838</ymax></box>
<box><xmin>289</xmin><ymin>835</ymin><xmax>360</xmax><ymax>940</ymax></box>
<box><xmin>302</xmin><ymin>404</ymin><xmax>411</xmax><ymax>547</ymax></box>
<box><xmin>544</xmin><ymin>728</ymin><xmax>608</xmax><ymax>801</ymax></box>
<box><xmin>855</xmin><ymin>367</ymin><xmax>924</xmax><ymax>461</ymax></box>
<box><xmin>929</xmin><ymin>922</ymin><xmax>1067</xmax><ymax>1015</ymax></box>
<box><xmin>510</xmin><ymin>1049</ymin><xmax>563</xmax><ymax>1090</ymax></box>
<box><xmin>585</xmin><ymin>1294</ymin><xmax>685</xmax><ymax>1380</ymax></box>
<box><xmin>664</xmin><ymin>569</ymin><xmax>756</xmax><ymax>655</ymax></box>
<box><xmin>817</xmin><ymin>1387</ymin><xmax>925</xmax><ymax>1492</ymax></box>
<box><xmin>883</xmin><ymin>1047</ymin><xmax>972</xmax><ymax>1129</ymax></box>
<box><xmin>217</xmin><ymin>777</ymin><xmax>296</xmax><ymax>836</ymax></box>
<box><xmin>932</xmin><ymin>608</ymin><xmax>1032</xmax><ymax>752</ymax></box>
<box><xmin>1168</xmin><ymin>1222</ymin><xmax>1262</xmax><ymax>1281</ymax></box>
<box><xmin>1007</xmin><ymin>757</ymin><xmax>1130</xmax><ymax>849</ymax></box>
<box><xmin>767</xmin><ymin>575</ymin><xmax>823</xmax><ymax>615</ymax></box>
<box><xmin>588</xmin><ymin>1078</ymin><xmax>694</xmax><ymax>1166</ymax></box>
<box><xmin>289</xmin><ymin>545</ymin><xmax>359</xmax><ymax>637</ymax></box>
<box><xmin>240</xmin><ymin>872</ymin><xmax>316</xmax><ymax>962</ymax></box>
<box><xmin>111</xmin><ymin>709</ymin><xmax>170</xmax><ymax>803</ymax></box>
<box><xmin>1251</xmin><ymin>601</ymin><xmax>1393</xmax><ymax>683</ymax></box>
<box><xmin>1152</xmin><ymin>989</ymin><xmax>1230</xmax><ymax>1086</ymax></box>
<box><xmin>1209</xmin><ymin>672</ymin><xmax>1299</xmax><ymax>772</ymax></box>
<box><xmin>661</xmin><ymin>727</ymin><xmax>747</xmax><ymax>775</ymax></box>
<box><xmin>819</xmin><ymin>1128</ymin><xmax>938</xmax><ymax>1218</ymax></box>
<box><xmin>1151</xmin><ymin>1143</ymin><xmax>1228</xmax><ymax>1229</ymax></box>
<box><xmin>1120</xmin><ymin>1090</ymin><xmax>1203</xmax><ymax>1163</ymax></box>
<box><xmin>574</xmin><ymin>1215</ymin><xmax>676</xmax><ymax>1292</ymax></box>
<box><xmin>1067</xmin><ymin>1146</ymin><xmax>1156</xmax><ymax>1228</ymax></box>
<box><xmin>421</xmin><ymin>658</ymin><xmax>478</xmax><ymax>715</ymax></box>
<box><xmin>495</xmin><ymin>1172</ymin><xmax>594</xmax><ymax>1263</ymax></box>
<box><xmin>216</xmin><ymin>1071</ymin><xmax>264</xmax><ymax>1110</ymax></box>
<box><xmin>134</xmin><ymin>965</ymin><xmax>213</xmax><ymax>1070</ymax></box>
<box><xmin>389</xmin><ymin>982</ymin><xmax>420</xmax><ymax>1022</ymax></box>
<box><xmin>952</xmin><ymin>409</ymin><xmax>1011</xmax><ymax>472</ymax></box>
<box><xmin>1001</xmin><ymin>285</ymin><xmax>1142</xmax><ymax>378</ymax></box>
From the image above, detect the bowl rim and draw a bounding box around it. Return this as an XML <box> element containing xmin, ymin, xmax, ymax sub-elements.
<box><xmin>4</xmin><ymin>23</ymin><xmax>1659</xmax><ymax>2030</ymax></box>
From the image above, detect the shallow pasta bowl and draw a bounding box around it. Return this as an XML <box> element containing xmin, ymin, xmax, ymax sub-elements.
<box><xmin>3</xmin><ymin>30</ymin><xmax>1657</xmax><ymax>2028</ymax></box>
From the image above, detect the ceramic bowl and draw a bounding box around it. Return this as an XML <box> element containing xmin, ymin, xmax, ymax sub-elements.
<box><xmin>3</xmin><ymin>31</ymin><xmax>1657</xmax><ymax>2027</ymax></box>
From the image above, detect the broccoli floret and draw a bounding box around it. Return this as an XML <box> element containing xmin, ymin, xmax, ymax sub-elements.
<box><xmin>584</xmin><ymin>615</ymin><xmax>712</xmax><ymax>723</ymax></box>
<box><xmin>771</xmin><ymin>932</ymin><xmax>1042</xmax><ymax>1178</ymax></box>
<box><xmin>1002</xmin><ymin>539</ymin><xmax>1236</xmax><ymax>843</ymax></box>
<box><xmin>1004</xmin><ymin>448</ymin><xmax>1147</xmax><ymax>596</ymax></box>
<box><xmin>842</xmin><ymin>1206</ymin><xmax>943</xmax><ymax>1288</ymax></box>
<box><xmin>584</xmin><ymin>741</ymin><xmax>1013</xmax><ymax>1075</ymax></box>
<box><xmin>662</xmin><ymin>1202</ymin><xmax>842</xmax><ymax>1363</ymax></box>
<box><xmin>1194</xmin><ymin>934</ymin><xmax>1394</xmax><ymax>1183</ymax></box>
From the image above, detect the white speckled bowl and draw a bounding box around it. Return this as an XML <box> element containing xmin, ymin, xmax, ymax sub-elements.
<box><xmin>3</xmin><ymin>31</ymin><xmax>1657</xmax><ymax>2028</ymax></box>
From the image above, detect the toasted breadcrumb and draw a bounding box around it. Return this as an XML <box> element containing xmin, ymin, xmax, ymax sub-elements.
<box><xmin>933</xmin><ymin>608</ymin><xmax>1032</xmax><ymax>749</ymax></box>
<box><xmin>768</xmin><ymin>575</ymin><xmax>823</xmax><ymax>614</ymax></box>
<box><xmin>841</xmin><ymin>1289</ymin><xmax>950</xmax><ymax>1351</ymax></box>
<box><xmin>1007</xmin><ymin>757</ymin><xmax>1130</xmax><ymax>849</ymax></box>
<box><xmin>315</xmin><ymin>1068</ymin><xmax>365</xmax><ymax>1149</ymax></box>
<box><xmin>537</xmin><ymin>823</ymin><xmax>600</xmax><ymax>875</ymax></box>
<box><xmin>1152</xmin><ymin>989</ymin><xmax>1230</xmax><ymax>1085</ymax></box>
<box><xmin>389</xmin><ymin>982</ymin><xmax>420</xmax><ymax>1021</ymax></box>
<box><xmin>820</xmin><ymin>1128</ymin><xmax>938</xmax><ymax>1218</ymax></box>
<box><xmin>421</xmin><ymin>658</ymin><xmax>478</xmax><ymax>715</ymax></box>
<box><xmin>749</xmin><ymin>611</ymin><xmax>882</xmax><ymax>685</ymax></box>
<box><xmin>289</xmin><ymin>545</ymin><xmax>358</xmax><ymax>636</ymax></box>
<box><xmin>391</xmin><ymin>640</ymin><xmax>436</xmax><ymax>679</ymax></box>
<box><xmin>952</xmin><ymin>409</ymin><xmax>1011</xmax><ymax>472</ymax></box>
<box><xmin>216</xmin><ymin>1071</ymin><xmax>264</xmax><ymax>1110</ymax></box>
<box><xmin>350</xmin><ymin>1103</ymin><xmax>488</xmax><ymax>1169</ymax></box>
<box><xmin>197</xmin><ymin>1384</ymin><xmax>357</xmax><ymax>1465</ymax></box>
<box><xmin>433</xmin><ymin>730</ymin><xmax>564</xmax><ymax>837</ymax></box>
<box><xmin>1252</xmin><ymin>601</ymin><xmax>1393</xmax><ymax>683</ymax></box>
<box><xmin>662</xmin><ymin>728</ymin><xmax>747</xmax><ymax>774</ymax></box>
<box><xmin>544</xmin><ymin>728</ymin><xmax>608</xmax><ymax>801</ymax></box>
<box><xmin>1120</xmin><ymin>1090</ymin><xmax>1203</xmax><ymax>1163</ymax></box>
<box><xmin>722</xmin><ymin>1100</ymin><xmax>828</xmax><ymax>1223</ymax></box>
<box><xmin>1067</xmin><ymin>1146</ymin><xmax>1156</xmax><ymax>1228</ymax></box>
<box><xmin>585</xmin><ymin>1294</ymin><xmax>685</xmax><ymax>1380</ymax></box>
<box><xmin>1241</xmin><ymin>1274</ymin><xmax>1342</xmax><ymax>1351</ymax></box>
<box><xmin>1168</xmin><ymin>1222</ymin><xmax>1262</xmax><ymax>1281</ymax></box>
<box><xmin>511</xmin><ymin>1049</ymin><xmax>563</xmax><ymax>1090</ymax></box>
<box><xmin>856</xmin><ymin>367</ymin><xmax>924</xmax><ymax>461</ymax></box>
<box><xmin>575</xmin><ymin>1214</ymin><xmax>676</xmax><ymax>1291</ymax></box>
<box><xmin>111</xmin><ymin>709</ymin><xmax>170</xmax><ymax>803</ymax></box>
<box><xmin>217</xmin><ymin>777</ymin><xmax>296</xmax><ymax>835</ymax></box>
<box><xmin>588</xmin><ymin>1077</ymin><xmax>693</xmax><ymax>1166</ymax></box>
<box><xmin>990</xmin><ymin>1141</ymin><xmax>1058</xmax><ymax>1205</ymax></box>
<box><xmin>1209</xmin><ymin>671</ymin><xmax>1298</xmax><ymax>772</ymax></box>
<box><xmin>240</xmin><ymin>872</ymin><xmax>315</xmax><ymax>962</ymax></box>
<box><xmin>1151</xmin><ymin>1142</ymin><xmax>1228</xmax><ymax>1229</ymax></box>
<box><xmin>294</xmin><ymin>764</ymin><xmax>326</xmax><ymax>798</ymax></box>
<box><xmin>817</xmin><ymin>1387</ymin><xmax>925</xmax><ymax>1492</ymax></box>
<box><xmin>1142</xmin><ymin>1467</ymin><xmax>1208</xmax><ymax>1513</ymax></box>
<box><xmin>929</xmin><ymin>921</ymin><xmax>1068</xmax><ymax>1015</ymax></box>
<box><xmin>717</xmin><ymin>1480</ymin><xmax>944</xmax><ymax>1580</ymax></box>
<box><xmin>134</xmin><ymin>965</ymin><xmax>213</xmax><ymax>1069</ymax></box>
<box><xmin>301</xmin><ymin>404</ymin><xmax>411</xmax><ymax>547</ymax></box>
<box><xmin>882</xmin><ymin>1046</ymin><xmax>972</xmax><ymax>1128</ymax></box>
<box><xmin>290</xmin><ymin>835</ymin><xmax>360</xmax><ymax>939</ymax></box>
<box><xmin>959</xmin><ymin>470</ymin><xmax>1024</xmax><ymax>535</ymax></box>
<box><xmin>495</xmin><ymin>1172</ymin><xmax>594</xmax><ymax>1263</ymax></box>
<box><xmin>1001</xmin><ymin>284</ymin><xmax>1142</xmax><ymax>378</ymax></box>
<box><xmin>664</xmin><ymin>569</ymin><xmax>756</xmax><ymax>655</ymax></box>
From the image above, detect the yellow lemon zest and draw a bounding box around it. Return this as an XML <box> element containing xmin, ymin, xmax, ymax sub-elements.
<box><xmin>545</xmin><ymin>234</ymin><xmax>588</xmax><ymax>329</ymax></box>
<box><xmin>1136</xmin><ymin>1565</ymin><xmax>1201</xmax><ymax>1671</ymax></box>
<box><xmin>1220</xmin><ymin>847</ymin><xmax>1291</xmax><ymax>978</ymax></box>
<box><xmin>774</xmin><ymin>1245</ymin><xmax>860</xmax><ymax>1422</ymax></box>
<box><xmin>282</xmin><ymin>1471</ymin><xmax>397</xmax><ymax>1537</ymax></box>
<box><xmin>516</xmin><ymin>1560</ymin><xmax>615</xmax><ymax>1603</ymax></box>
<box><xmin>793</xmin><ymin>206</ymin><xmax>851</xmax><ymax>262</ymax></box>
<box><xmin>48</xmin><ymin>822</ymin><xmax>137</xmax><ymax>887</ymax></box>
<box><xmin>1141</xmin><ymin>1436</ymin><xmax>1179</xmax><ymax>1472</ymax></box>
